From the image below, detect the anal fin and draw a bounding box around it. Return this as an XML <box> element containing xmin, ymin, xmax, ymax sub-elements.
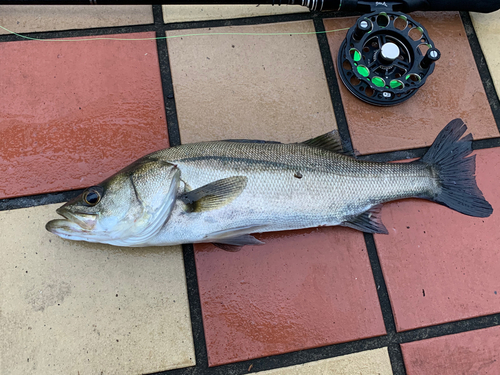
<box><xmin>341</xmin><ymin>204</ymin><xmax>388</xmax><ymax>234</ymax></box>
<box><xmin>212</xmin><ymin>234</ymin><xmax>264</xmax><ymax>252</ymax></box>
<box><xmin>208</xmin><ymin>225</ymin><xmax>266</xmax><ymax>251</ymax></box>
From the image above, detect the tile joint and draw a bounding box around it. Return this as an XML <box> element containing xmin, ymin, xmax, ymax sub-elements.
<box><xmin>460</xmin><ymin>11</ymin><xmax>500</xmax><ymax>134</ymax></box>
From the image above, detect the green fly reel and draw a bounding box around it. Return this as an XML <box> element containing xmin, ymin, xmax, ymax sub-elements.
<box><xmin>337</xmin><ymin>9</ymin><xmax>440</xmax><ymax>106</ymax></box>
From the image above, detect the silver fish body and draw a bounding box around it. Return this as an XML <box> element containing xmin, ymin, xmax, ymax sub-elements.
<box><xmin>146</xmin><ymin>141</ymin><xmax>436</xmax><ymax>245</ymax></box>
<box><xmin>46</xmin><ymin>119</ymin><xmax>492</xmax><ymax>249</ymax></box>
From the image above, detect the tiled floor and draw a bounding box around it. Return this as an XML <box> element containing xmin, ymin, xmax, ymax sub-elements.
<box><xmin>195</xmin><ymin>228</ymin><xmax>385</xmax><ymax>366</ymax></box>
<box><xmin>166</xmin><ymin>20</ymin><xmax>336</xmax><ymax>144</ymax></box>
<box><xmin>401</xmin><ymin>326</ymin><xmax>500</xmax><ymax>375</ymax></box>
<box><xmin>1</xmin><ymin>5</ymin><xmax>500</xmax><ymax>375</ymax></box>
<box><xmin>0</xmin><ymin>31</ymin><xmax>168</xmax><ymax>199</ymax></box>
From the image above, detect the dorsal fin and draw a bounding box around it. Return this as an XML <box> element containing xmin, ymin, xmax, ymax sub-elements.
<box><xmin>179</xmin><ymin>176</ymin><xmax>248</xmax><ymax>212</ymax></box>
<box><xmin>301</xmin><ymin>130</ymin><xmax>352</xmax><ymax>156</ymax></box>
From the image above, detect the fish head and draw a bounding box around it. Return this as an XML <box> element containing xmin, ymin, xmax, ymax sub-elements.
<box><xmin>46</xmin><ymin>159</ymin><xmax>180</xmax><ymax>247</ymax></box>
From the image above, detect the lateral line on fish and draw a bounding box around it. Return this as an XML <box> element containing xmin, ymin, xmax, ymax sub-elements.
<box><xmin>172</xmin><ymin>155</ymin><xmax>309</xmax><ymax>171</ymax></box>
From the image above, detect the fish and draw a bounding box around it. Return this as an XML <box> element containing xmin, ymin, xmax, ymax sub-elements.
<box><xmin>46</xmin><ymin>119</ymin><xmax>492</xmax><ymax>251</ymax></box>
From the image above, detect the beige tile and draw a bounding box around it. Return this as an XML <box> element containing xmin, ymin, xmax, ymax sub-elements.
<box><xmin>470</xmin><ymin>10</ymin><xmax>500</xmax><ymax>96</ymax></box>
<box><xmin>0</xmin><ymin>6</ymin><xmax>153</xmax><ymax>34</ymax></box>
<box><xmin>0</xmin><ymin>204</ymin><xmax>195</xmax><ymax>374</ymax></box>
<box><xmin>255</xmin><ymin>348</ymin><xmax>393</xmax><ymax>374</ymax></box>
<box><xmin>167</xmin><ymin>21</ymin><xmax>337</xmax><ymax>144</ymax></box>
<box><xmin>163</xmin><ymin>4</ymin><xmax>308</xmax><ymax>23</ymax></box>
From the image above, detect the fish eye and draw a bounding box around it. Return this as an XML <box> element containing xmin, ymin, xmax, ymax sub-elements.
<box><xmin>83</xmin><ymin>187</ymin><xmax>102</xmax><ymax>206</ymax></box>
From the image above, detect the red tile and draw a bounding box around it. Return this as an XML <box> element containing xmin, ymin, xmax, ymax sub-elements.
<box><xmin>324</xmin><ymin>13</ymin><xmax>498</xmax><ymax>155</ymax></box>
<box><xmin>374</xmin><ymin>148</ymin><xmax>500</xmax><ymax>331</ymax></box>
<box><xmin>0</xmin><ymin>33</ymin><xmax>168</xmax><ymax>199</ymax></box>
<box><xmin>401</xmin><ymin>326</ymin><xmax>500</xmax><ymax>375</ymax></box>
<box><xmin>194</xmin><ymin>227</ymin><xmax>386</xmax><ymax>366</ymax></box>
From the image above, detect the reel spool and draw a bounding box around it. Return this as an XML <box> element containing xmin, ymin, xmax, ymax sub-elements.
<box><xmin>337</xmin><ymin>10</ymin><xmax>440</xmax><ymax>106</ymax></box>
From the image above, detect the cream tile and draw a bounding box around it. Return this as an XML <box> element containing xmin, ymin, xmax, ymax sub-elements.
<box><xmin>470</xmin><ymin>10</ymin><xmax>500</xmax><ymax>96</ymax></box>
<box><xmin>255</xmin><ymin>348</ymin><xmax>393</xmax><ymax>374</ymax></box>
<box><xmin>0</xmin><ymin>6</ymin><xmax>153</xmax><ymax>34</ymax></box>
<box><xmin>0</xmin><ymin>204</ymin><xmax>195</xmax><ymax>374</ymax></box>
<box><xmin>163</xmin><ymin>4</ymin><xmax>308</xmax><ymax>23</ymax></box>
<box><xmin>167</xmin><ymin>21</ymin><xmax>336</xmax><ymax>144</ymax></box>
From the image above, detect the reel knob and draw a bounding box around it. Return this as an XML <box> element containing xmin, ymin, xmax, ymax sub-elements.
<box><xmin>380</xmin><ymin>42</ymin><xmax>400</xmax><ymax>63</ymax></box>
<box><xmin>420</xmin><ymin>47</ymin><xmax>441</xmax><ymax>69</ymax></box>
<box><xmin>337</xmin><ymin>11</ymin><xmax>440</xmax><ymax>106</ymax></box>
<box><xmin>353</xmin><ymin>18</ymin><xmax>372</xmax><ymax>40</ymax></box>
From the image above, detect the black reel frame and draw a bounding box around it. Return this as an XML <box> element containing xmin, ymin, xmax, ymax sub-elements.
<box><xmin>337</xmin><ymin>4</ymin><xmax>440</xmax><ymax>106</ymax></box>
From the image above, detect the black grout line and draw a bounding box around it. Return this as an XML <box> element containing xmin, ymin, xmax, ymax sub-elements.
<box><xmin>313</xmin><ymin>17</ymin><xmax>354</xmax><ymax>154</ymax></box>
<box><xmin>363</xmin><ymin>234</ymin><xmax>397</xmax><ymax>336</ymax></box>
<box><xmin>155</xmin><ymin>334</ymin><xmax>391</xmax><ymax>375</ymax></box>
<box><xmin>396</xmin><ymin>312</ymin><xmax>500</xmax><ymax>344</ymax></box>
<box><xmin>150</xmin><ymin>310</ymin><xmax>500</xmax><ymax>374</ymax></box>
<box><xmin>178</xmin><ymin>244</ymin><xmax>210</xmax><ymax>375</ymax></box>
<box><xmin>154</xmin><ymin>4</ymin><xmax>182</xmax><ymax>146</ymax></box>
<box><xmin>0</xmin><ymin>23</ymin><xmax>158</xmax><ymax>43</ymax></box>
<box><xmin>357</xmin><ymin>147</ymin><xmax>427</xmax><ymax>162</ymax></box>
<box><xmin>163</xmin><ymin>10</ymin><xmax>313</xmax><ymax>30</ymax></box>
<box><xmin>388</xmin><ymin>344</ymin><xmax>407</xmax><ymax>375</ymax></box>
<box><xmin>472</xmin><ymin>136</ymin><xmax>500</xmax><ymax>150</ymax></box>
<box><xmin>161</xmin><ymin>9</ymin><xmax>363</xmax><ymax>31</ymax></box>
<box><xmin>363</xmin><ymin>233</ymin><xmax>407</xmax><ymax>375</ymax></box>
<box><xmin>460</xmin><ymin>11</ymin><xmax>500</xmax><ymax>133</ymax></box>
<box><xmin>354</xmin><ymin>136</ymin><xmax>500</xmax><ymax>163</ymax></box>
<box><xmin>154</xmin><ymin>6</ymin><xmax>210</xmax><ymax>373</ymax></box>
<box><xmin>0</xmin><ymin>189</ymin><xmax>83</xmax><ymax>212</ymax></box>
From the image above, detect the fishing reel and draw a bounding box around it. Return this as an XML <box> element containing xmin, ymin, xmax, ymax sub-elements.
<box><xmin>337</xmin><ymin>3</ymin><xmax>440</xmax><ymax>106</ymax></box>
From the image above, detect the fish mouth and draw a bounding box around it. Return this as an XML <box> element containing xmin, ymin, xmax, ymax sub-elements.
<box><xmin>46</xmin><ymin>208</ymin><xmax>98</xmax><ymax>236</ymax></box>
<box><xmin>45</xmin><ymin>218</ymin><xmax>87</xmax><ymax>239</ymax></box>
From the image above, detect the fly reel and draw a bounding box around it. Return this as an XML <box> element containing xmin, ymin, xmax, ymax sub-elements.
<box><xmin>337</xmin><ymin>9</ymin><xmax>440</xmax><ymax>106</ymax></box>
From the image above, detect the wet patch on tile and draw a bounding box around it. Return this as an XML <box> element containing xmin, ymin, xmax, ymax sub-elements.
<box><xmin>402</xmin><ymin>326</ymin><xmax>500</xmax><ymax>374</ymax></box>
<box><xmin>194</xmin><ymin>227</ymin><xmax>386</xmax><ymax>366</ymax></box>
<box><xmin>0</xmin><ymin>204</ymin><xmax>195</xmax><ymax>374</ymax></box>
<box><xmin>374</xmin><ymin>148</ymin><xmax>500</xmax><ymax>331</ymax></box>
<box><xmin>167</xmin><ymin>21</ymin><xmax>337</xmax><ymax>144</ymax></box>
<box><xmin>0</xmin><ymin>6</ymin><xmax>153</xmax><ymax>34</ymax></box>
<box><xmin>470</xmin><ymin>10</ymin><xmax>500</xmax><ymax>97</ymax></box>
<box><xmin>0</xmin><ymin>32</ymin><xmax>168</xmax><ymax>199</ymax></box>
<box><xmin>162</xmin><ymin>4</ymin><xmax>308</xmax><ymax>23</ymax></box>
<box><xmin>324</xmin><ymin>13</ymin><xmax>498</xmax><ymax>155</ymax></box>
<box><xmin>255</xmin><ymin>348</ymin><xmax>393</xmax><ymax>374</ymax></box>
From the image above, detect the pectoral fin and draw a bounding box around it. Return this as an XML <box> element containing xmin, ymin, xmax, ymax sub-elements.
<box><xmin>341</xmin><ymin>205</ymin><xmax>388</xmax><ymax>234</ymax></box>
<box><xmin>180</xmin><ymin>176</ymin><xmax>248</xmax><ymax>212</ymax></box>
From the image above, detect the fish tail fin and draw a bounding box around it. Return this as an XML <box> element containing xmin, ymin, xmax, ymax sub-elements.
<box><xmin>420</xmin><ymin>118</ymin><xmax>492</xmax><ymax>218</ymax></box>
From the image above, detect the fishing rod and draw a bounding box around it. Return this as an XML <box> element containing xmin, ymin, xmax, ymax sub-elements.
<box><xmin>0</xmin><ymin>0</ymin><xmax>499</xmax><ymax>12</ymax></box>
<box><xmin>2</xmin><ymin>0</ymin><xmax>499</xmax><ymax>105</ymax></box>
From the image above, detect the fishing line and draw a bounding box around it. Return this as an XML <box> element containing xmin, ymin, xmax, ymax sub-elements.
<box><xmin>0</xmin><ymin>24</ymin><xmax>350</xmax><ymax>42</ymax></box>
